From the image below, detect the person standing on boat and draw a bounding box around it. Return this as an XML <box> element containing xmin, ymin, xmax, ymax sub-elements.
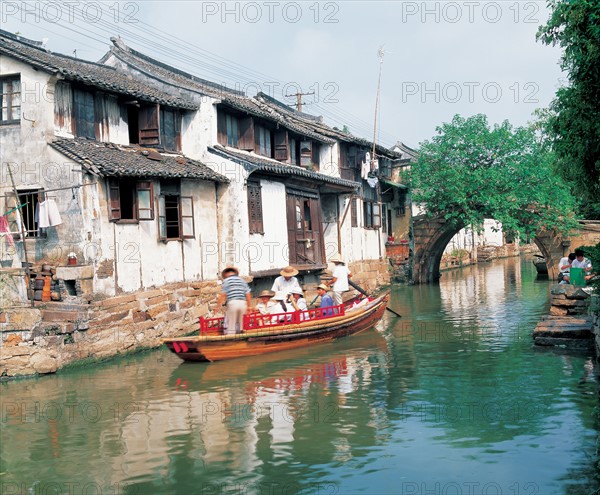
<box><xmin>255</xmin><ymin>290</ymin><xmax>276</xmax><ymax>315</ymax></box>
<box><xmin>217</xmin><ymin>266</ymin><xmax>251</xmax><ymax>335</ymax></box>
<box><xmin>328</xmin><ymin>255</ymin><xmax>352</xmax><ymax>306</ymax></box>
<box><xmin>271</xmin><ymin>266</ymin><xmax>301</xmax><ymax>295</ymax></box>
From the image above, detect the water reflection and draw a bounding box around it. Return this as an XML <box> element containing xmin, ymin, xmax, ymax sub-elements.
<box><xmin>0</xmin><ymin>257</ymin><xmax>598</xmax><ymax>494</ymax></box>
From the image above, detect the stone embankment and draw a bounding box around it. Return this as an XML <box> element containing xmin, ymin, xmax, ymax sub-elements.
<box><xmin>533</xmin><ymin>285</ymin><xmax>594</xmax><ymax>350</ymax></box>
<box><xmin>0</xmin><ymin>280</ymin><xmax>220</xmax><ymax>378</ymax></box>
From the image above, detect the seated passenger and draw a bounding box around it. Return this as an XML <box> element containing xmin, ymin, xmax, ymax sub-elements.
<box><xmin>269</xmin><ymin>291</ymin><xmax>295</xmax><ymax>323</ymax></box>
<box><xmin>289</xmin><ymin>287</ymin><xmax>308</xmax><ymax>321</ymax></box>
<box><xmin>316</xmin><ymin>283</ymin><xmax>334</xmax><ymax>316</ymax></box>
<box><xmin>255</xmin><ymin>290</ymin><xmax>276</xmax><ymax>315</ymax></box>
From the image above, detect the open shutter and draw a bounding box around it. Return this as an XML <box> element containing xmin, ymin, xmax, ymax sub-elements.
<box><xmin>180</xmin><ymin>196</ymin><xmax>195</xmax><ymax>239</ymax></box>
<box><xmin>139</xmin><ymin>104</ymin><xmax>160</xmax><ymax>145</ymax></box>
<box><xmin>108</xmin><ymin>178</ymin><xmax>121</xmax><ymax>222</ymax></box>
<box><xmin>300</xmin><ymin>140</ymin><xmax>312</xmax><ymax>167</ymax></box>
<box><xmin>274</xmin><ymin>129</ymin><xmax>289</xmax><ymax>161</ymax></box>
<box><xmin>311</xmin><ymin>142</ymin><xmax>320</xmax><ymax>168</ymax></box>
<box><xmin>136</xmin><ymin>181</ymin><xmax>154</xmax><ymax>220</ymax></box>
<box><xmin>73</xmin><ymin>88</ymin><xmax>95</xmax><ymax>139</ymax></box>
<box><xmin>157</xmin><ymin>195</ymin><xmax>166</xmax><ymax>241</ymax></box>
<box><xmin>238</xmin><ymin>116</ymin><xmax>254</xmax><ymax>150</ymax></box>
<box><xmin>373</xmin><ymin>202</ymin><xmax>381</xmax><ymax>229</ymax></box>
<box><xmin>217</xmin><ymin>110</ymin><xmax>227</xmax><ymax>146</ymax></box>
<box><xmin>247</xmin><ymin>181</ymin><xmax>264</xmax><ymax>234</ymax></box>
<box><xmin>174</xmin><ymin>111</ymin><xmax>182</xmax><ymax>151</ymax></box>
<box><xmin>351</xmin><ymin>198</ymin><xmax>358</xmax><ymax>227</ymax></box>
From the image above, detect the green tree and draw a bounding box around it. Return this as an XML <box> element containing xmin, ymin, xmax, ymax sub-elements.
<box><xmin>408</xmin><ymin>114</ymin><xmax>577</xmax><ymax>239</ymax></box>
<box><xmin>537</xmin><ymin>0</ymin><xmax>600</xmax><ymax>218</ymax></box>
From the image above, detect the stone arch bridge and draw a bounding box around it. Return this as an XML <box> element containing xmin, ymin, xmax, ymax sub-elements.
<box><xmin>412</xmin><ymin>215</ymin><xmax>600</xmax><ymax>284</ymax></box>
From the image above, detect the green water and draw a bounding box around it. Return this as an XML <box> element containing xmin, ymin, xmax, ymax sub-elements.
<box><xmin>1</xmin><ymin>256</ymin><xmax>599</xmax><ymax>495</ymax></box>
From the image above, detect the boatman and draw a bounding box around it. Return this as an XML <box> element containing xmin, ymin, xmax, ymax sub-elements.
<box><xmin>217</xmin><ymin>266</ymin><xmax>251</xmax><ymax>335</ymax></box>
<box><xmin>328</xmin><ymin>254</ymin><xmax>352</xmax><ymax>306</ymax></box>
<box><xmin>271</xmin><ymin>266</ymin><xmax>301</xmax><ymax>295</ymax></box>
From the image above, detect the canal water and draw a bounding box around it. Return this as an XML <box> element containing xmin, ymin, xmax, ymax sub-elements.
<box><xmin>1</xmin><ymin>256</ymin><xmax>599</xmax><ymax>495</ymax></box>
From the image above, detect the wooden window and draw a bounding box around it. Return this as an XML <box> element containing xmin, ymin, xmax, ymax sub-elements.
<box><xmin>139</xmin><ymin>104</ymin><xmax>160</xmax><ymax>146</ymax></box>
<box><xmin>226</xmin><ymin>113</ymin><xmax>239</xmax><ymax>147</ymax></box>
<box><xmin>351</xmin><ymin>198</ymin><xmax>358</xmax><ymax>227</ymax></box>
<box><xmin>12</xmin><ymin>189</ymin><xmax>43</xmax><ymax>238</ymax></box>
<box><xmin>247</xmin><ymin>180</ymin><xmax>264</xmax><ymax>234</ymax></box>
<box><xmin>300</xmin><ymin>140</ymin><xmax>312</xmax><ymax>167</ymax></box>
<box><xmin>217</xmin><ymin>110</ymin><xmax>227</xmax><ymax>146</ymax></box>
<box><xmin>160</xmin><ymin>107</ymin><xmax>182</xmax><ymax>151</ymax></box>
<box><xmin>1</xmin><ymin>75</ymin><xmax>21</xmax><ymax>124</ymax></box>
<box><xmin>311</xmin><ymin>142</ymin><xmax>320</xmax><ymax>169</ymax></box>
<box><xmin>107</xmin><ymin>178</ymin><xmax>155</xmax><ymax>223</ymax></box>
<box><xmin>363</xmin><ymin>200</ymin><xmax>381</xmax><ymax>229</ymax></box>
<box><xmin>158</xmin><ymin>194</ymin><xmax>195</xmax><ymax>241</ymax></box>
<box><xmin>289</xmin><ymin>138</ymin><xmax>299</xmax><ymax>166</ymax></box>
<box><xmin>238</xmin><ymin>116</ymin><xmax>254</xmax><ymax>150</ymax></box>
<box><xmin>73</xmin><ymin>88</ymin><xmax>95</xmax><ymax>139</ymax></box>
<box><xmin>255</xmin><ymin>125</ymin><xmax>272</xmax><ymax>157</ymax></box>
<box><xmin>274</xmin><ymin>129</ymin><xmax>289</xmax><ymax>161</ymax></box>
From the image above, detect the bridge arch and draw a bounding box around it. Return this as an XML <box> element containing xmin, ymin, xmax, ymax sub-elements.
<box><xmin>411</xmin><ymin>215</ymin><xmax>571</xmax><ymax>284</ymax></box>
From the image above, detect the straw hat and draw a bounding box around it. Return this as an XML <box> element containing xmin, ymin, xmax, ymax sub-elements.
<box><xmin>221</xmin><ymin>266</ymin><xmax>239</xmax><ymax>278</ymax></box>
<box><xmin>330</xmin><ymin>254</ymin><xmax>345</xmax><ymax>264</ymax></box>
<box><xmin>273</xmin><ymin>291</ymin><xmax>287</xmax><ymax>301</ymax></box>
<box><xmin>280</xmin><ymin>266</ymin><xmax>299</xmax><ymax>277</ymax></box>
<box><xmin>258</xmin><ymin>290</ymin><xmax>275</xmax><ymax>298</ymax></box>
<box><xmin>316</xmin><ymin>283</ymin><xmax>329</xmax><ymax>291</ymax></box>
<box><xmin>290</xmin><ymin>287</ymin><xmax>304</xmax><ymax>295</ymax></box>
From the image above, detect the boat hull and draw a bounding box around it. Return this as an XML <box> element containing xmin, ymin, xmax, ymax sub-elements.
<box><xmin>163</xmin><ymin>294</ymin><xmax>388</xmax><ymax>362</ymax></box>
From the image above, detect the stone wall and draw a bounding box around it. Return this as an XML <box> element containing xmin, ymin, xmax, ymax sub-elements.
<box><xmin>0</xmin><ymin>280</ymin><xmax>220</xmax><ymax>378</ymax></box>
<box><xmin>592</xmin><ymin>296</ymin><xmax>600</xmax><ymax>358</ymax></box>
<box><xmin>348</xmin><ymin>258</ymin><xmax>390</xmax><ymax>294</ymax></box>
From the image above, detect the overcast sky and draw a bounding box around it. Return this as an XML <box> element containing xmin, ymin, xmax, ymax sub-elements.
<box><xmin>3</xmin><ymin>1</ymin><xmax>565</xmax><ymax>149</ymax></box>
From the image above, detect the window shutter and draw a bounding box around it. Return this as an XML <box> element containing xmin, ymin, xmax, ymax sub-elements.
<box><xmin>373</xmin><ymin>202</ymin><xmax>381</xmax><ymax>229</ymax></box>
<box><xmin>136</xmin><ymin>181</ymin><xmax>154</xmax><ymax>220</ymax></box>
<box><xmin>247</xmin><ymin>181</ymin><xmax>264</xmax><ymax>234</ymax></box>
<box><xmin>217</xmin><ymin>110</ymin><xmax>227</xmax><ymax>146</ymax></box>
<box><xmin>300</xmin><ymin>140</ymin><xmax>312</xmax><ymax>167</ymax></box>
<box><xmin>108</xmin><ymin>178</ymin><xmax>121</xmax><ymax>222</ymax></box>
<box><xmin>238</xmin><ymin>116</ymin><xmax>254</xmax><ymax>150</ymax></box>
<box><xmin>174</xmin><ymin>111</ymin><xmax>182</xmax><ymax>151</ymax></box>
<box><xmin>351</xmin><ymin>198</ymin><xmax>357</xmax><ymax>227</ymax></box>
<box><xmin>274</xmin><ymin>129</ymin><xmax>289</xmax><ymax>161</ymax></box>
<box><xmin>157</xmin><ymin>195</ymin><xmax>166</xmax><ymax>241</ymax></box>
<box><xmin>180</xmin><ymin>196</ymin><xmax>195</xmax><ymax>239</ymax></box>
<box><xmin>139</xmin><ymin>104</ymin><xmax>160</xmax><ymax>145</ymax></box>
<box><xmin>311</xmin><ymin>142</ymin><xmax>320</xmax><ymax>168</ymax></box>
<box><xmin>73</xmin><ymin>88</ymin><xmax>95</xmax><ymax>139</ymax></box>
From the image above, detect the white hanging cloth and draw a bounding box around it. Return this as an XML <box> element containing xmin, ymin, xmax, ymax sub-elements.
<box><xmin>36</xmin><ymin>199</ymin><xmax>62</xmax><ymax>228</ymax></box>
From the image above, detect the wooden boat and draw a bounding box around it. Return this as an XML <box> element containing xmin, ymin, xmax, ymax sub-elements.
<box><xmin>163</xmin><ymin>293</ymin><xmax>389</xmax><ymax>362</ymax></box>
<box><xmin>532</xmin><ymin>254</ymin><xmax>548</xmax><ymax>275</ymax></box>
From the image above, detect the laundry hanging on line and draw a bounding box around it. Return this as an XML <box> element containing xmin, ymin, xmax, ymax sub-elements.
<box><xmin>35</xmin><ymin>199</ymin><xmax>62</xmax><ymax>228</ymax></box>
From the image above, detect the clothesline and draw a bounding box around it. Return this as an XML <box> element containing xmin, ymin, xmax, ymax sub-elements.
<box><xmin>0</xmin><ymin>181</ymin><xmax>98</xmax><ymax>199</ymax></box>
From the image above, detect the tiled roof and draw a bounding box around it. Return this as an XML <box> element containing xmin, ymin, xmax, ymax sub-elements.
<box><xmin>0</xmin><ymin>30</ymin><xmax>197</xmax><ymax>110</ymax></box>
<box><xmin>103</xmin><ymin>40</ymin><xmax>334</xmax><ymax>144</ymax></box>
<box><xmin>51</xmin><ymin>138</ymin><xmax>229</xmax><ymax>182</ymax></box>
<box><xmin>208</xmin><ymin>145</ymin><xmax>358</xmax><ymax>191</ymax></box>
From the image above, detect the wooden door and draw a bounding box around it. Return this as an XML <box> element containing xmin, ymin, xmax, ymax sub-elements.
<box><xmin>286</xmin><ymin>192</ymin><xmax>324</xmax><ymax>266</ymax></box>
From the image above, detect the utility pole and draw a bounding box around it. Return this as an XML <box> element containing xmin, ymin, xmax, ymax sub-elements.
<box><xmin>372</xmin><ymin>46</ymin><xmax>385</xmax><ymax>169</ymax></box>
<box><xmin>285</xmin><ymin>91</ymin><xmax>315</xmax><ymax>112</ymax></box>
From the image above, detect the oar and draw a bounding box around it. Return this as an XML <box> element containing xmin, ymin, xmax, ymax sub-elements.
<box><xmin>348</xmin><ymin>280</ymin><xmax>402</xmax><ymax>317</ymax></box>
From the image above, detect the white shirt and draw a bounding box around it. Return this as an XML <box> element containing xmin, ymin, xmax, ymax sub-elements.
<box><xmin>271</xmin><ymin>276</ymin><xmax>301</xmax><ymax>295</ymax></box>
<box><xmin>256</xmin><ymin>301</ymin><xmax>275</xmax><ymax>315</ymax></box>
<box><xmin>572</xmin><ymin>257</ymin><xmax>592</xmax><ymax>271</ymax></box>
<box><xmin>332</xmin><ymin>264</ymin><xmax>350</xmax><ymax>292</ymax></box>
<box><xmin>558</xmin><ymin>257</ymin><xmax>572</xmax><ymax>274</ymax></box>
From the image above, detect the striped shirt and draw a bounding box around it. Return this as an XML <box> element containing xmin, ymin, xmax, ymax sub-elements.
<box><xmin>222</xmin><ymin>275</ymin><xmax>251</xmax><ymax>301</ymax></box>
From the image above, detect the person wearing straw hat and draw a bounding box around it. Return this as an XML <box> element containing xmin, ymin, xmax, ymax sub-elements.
<box><xmin>289</xmin><ymin>286</ymin><xmax>308</xmax><ymax>320</ymax></box>
<box><xmin>269</xmin><ymin>291</ymin><xmax>295</xmax><ymax>323</ymax></box>
<box><xmin>328</xmin><ymin>254</ymin><xmax>352</xmax><ymax>306</ymax></box>
<box><xmin>316</xmin><ymin>283</ymin><xmax>334</xmax><ymax>315</ymax></box>
<box><xmin>255</xmin><ymin>289</ymin><xmax>276</xmax><ymax>315</ymax></box>
<box><xmin>271</xmin><ymin>265</ymin><xmax>301</xmax><ymax>295</ymax></box>
<box><xmin>216</xmin><ymin>266</ymin><xmax>251</xmax><ymax>334</ymax></box>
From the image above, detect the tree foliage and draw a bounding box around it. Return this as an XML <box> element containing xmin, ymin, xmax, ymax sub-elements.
<box><xmin>408</xmin><ymin>114</ymin><xmax>578</xmax><ymax>239</ymax></box>
<box><xmin>537</xmin><ymin>0</ymin><xmax>600</xmax><ymax>218</ymax></box>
